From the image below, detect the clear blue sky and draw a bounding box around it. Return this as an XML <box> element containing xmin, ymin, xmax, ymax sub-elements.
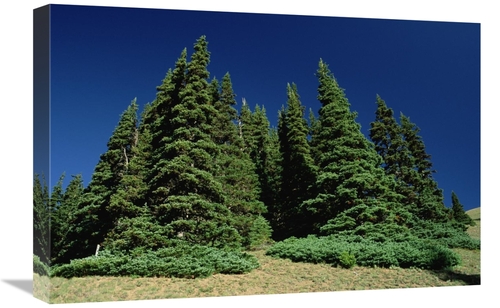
<box><xmin>46</xmin><ymin>4</ymin><xmax>480</xmax><ymax>210</ymax></box>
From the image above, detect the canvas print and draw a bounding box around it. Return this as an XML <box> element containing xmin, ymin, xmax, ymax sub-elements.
<box><xmin>33</xmin><ymin>4</ymin><xmax>480</xmax><ymax>304</ymax></box>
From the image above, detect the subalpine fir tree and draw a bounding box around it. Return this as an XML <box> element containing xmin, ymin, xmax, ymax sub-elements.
<box><xmin>451</xmin><ymin>191</ymin><xmax>475</xmax><ymax>226</ymax></box>
<box><xmin>276</xmin><ymin>83</ymin><xmax>317</xmax><ymax>239</ymax></box>
<box><xmin>149</xmin><ymin>48</ymin><xmax>187</xmax><ymax>154</ymax></box>
<box><xmin>33</xmin><ymin>173</ymin><xmax>50</xmax><ymax>266</ymax></box>
<box><xmin>239</xmin><ymin>101</ymin><xmax>281</xmax><ymax>222</ymax></box>
<box><xmin>65</xmin><ymin>99</ymin><xmax>139</xmax><ymax>260</ymax></box>
<box><xmin>107</xmin><ymin>109</ymin><xmax>152</xmax><ymax>221</ymax></box>
<box><xmin>369</xmin><ymin>96</ymin><xmax>418</xmax><ymax>207</ymax></box>
<box><xmin>369</xmin><ymin>97</ymin><xmax>449</xmax><ymax>223</ymax></box>
<box><xmin>51</xmin><ymin>174</ymin><xmax>84</xmax><ymax>265</ymax></box>
<box><xmin>305</xmin><ymin>59</ymin><xmax>404</xmax><ymax>235</ymax></box>
<box><xmin>147</xmin><ymin>36</ymin><xmax>242</xmax><ymax>248</ymax></box>
<box><xmin>369</xmin><ymin>95</ymin><xmax>408</xmax><ymax>176</ymax></box>
<box><xmin>399</xmin><ymin>113</ymin><xmax>448</xmax><ymax>222</ymax></box>
<box><xmin>103</xmin><ymin>103</ymin><xmax>165</xmax><ymax>253</ymax></box>
<box><xmin>210</xmin><ymin>73</ymin><xmax>271</xmax><ymax>248</ymax></box>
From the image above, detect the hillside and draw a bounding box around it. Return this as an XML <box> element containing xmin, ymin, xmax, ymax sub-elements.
<box><xmin>465</xmin><ymin>207</ymin><xmax>480</xmax><ymax>240</ymax></box>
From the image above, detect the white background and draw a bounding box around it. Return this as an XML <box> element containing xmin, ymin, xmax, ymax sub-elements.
<box><xmin>0</xmin><ymin>1</ymin><xmax>496</xmax><ymax>307</ymax></box>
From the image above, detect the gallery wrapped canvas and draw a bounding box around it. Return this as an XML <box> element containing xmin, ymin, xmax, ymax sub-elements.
<box><xmin>32</xmin><ymin>2</ymin><xmax>482</xmax><ymax>306</ymax></box>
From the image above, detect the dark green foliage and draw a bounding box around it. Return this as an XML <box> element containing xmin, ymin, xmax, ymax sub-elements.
<box><xmin>58</xmin><ymin>99</ymin><xmax>140</xmax><ymax>262</ymax></box>
<box><xmin>305</xmin><ymin>60</ymin><xmax>403</xmax><ymax>234</ymax></box>
<box><xmin>410</xmin><ymin>219</ymin><xmax>480</xmax><ymax>250</ymax></box>
<box><xmin>51</xmin><ymin>174</ymin><xmax>85</xmax><ymax>265</ymax></box>
<box><xmin>33</xmin><ymin>173</ymin><xmax>50</xmax><ymax>266</ymax></box>
<box><xmin>238</xmin><ymin>100</ymin><xmax>281</xmax><ymax>242</ymax></box>
<box><xmin>239</xmin><ymin>102</ymin><xmax>281</xmax><ymax>206</ymax></box>
<box><xmin>102</xmin><ymin>215</ymin><xmax>172</xmax><ymax>252</ymax></box>
<box><xmin>209</xmin><ymin>73</ymin><xmax>271</xmax><ymax>249</ymax></box>
<box><xmin>33</xmin><ymin>254</ymin><xmax>50</xmax><ymax>276</ymax></box>
<box><xmin>399</xmin><ymin>113</ymin><xmax>448</xmax><ymax>221</ymax></box>
<box><xmin>51</xmin><ymin>243</ymin><xmax>259</xmax><ymax>279</ymax></box>
<box><xmin>266</xmin><ymin>235</ymin><xmax>461</xmax><ymax>270</ymax></box>
<box><xmin>275</xmin><ymin>83</ymin><xmax>317</xmax><ymax>239</ymax></box>
<box><xmin>369</xmin><ymin>97</ymin><xmax>449</xmax><ymax>223</ymax></box>
<box><xmin>145</xmin><ymin>37</ymin><xmax>239</xmax><ymax>248</ymax></box>
<box><xmin>369</xmin><ymin>95</ymin><xmax>405</xmax><ymax>176</ymax></box>
<box><xmin>246</xmin><ymin>215</ymin><xmax>274</xmax><ymax>250</ymax></box>
<box><xmin>451</xmin><ymin>191</ymin><xmax>475</xmax><ymax>227</ymax></box>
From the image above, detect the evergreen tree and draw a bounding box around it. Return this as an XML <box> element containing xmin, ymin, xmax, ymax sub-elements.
<box><xmin>276</xmin><ymin>83</ymin><xmax>317</xmax><ymax>239</ymax></box>
<box><xmin>239</xmin><ymin>100</ymin><xmax>282</xmax><ymax>224</ymax></box>
<box><xmin>260</xmin><ymin>126</ymin><xmax>282</xmax><ymax>236</ymax></box>
<box><xmin>210</xmin><ymin>73</ymin><xmax>240</xmax><ymax>145</ymax></box>
<box><xmin>369</xmin><ymin>97</ymin><xmax>448</xmax><ymax>222</ymax></box>
<box><xmin>65</xmin><ymin>99</ymin><xmax>140</xmax><ymax>260</ymax></box>
<box><xmin>147</xmin><ymin>36</ymin><xmax>242</xmax><ymax>248</ymax></box>
<box><xmin>305</xmin><ymin>59</ymin><xmax>404</xmax><ymax>234</ymax></box>
<box><xmin>210</xmin><ymin>72</ymin><xmax>271</xmax><ymax>248</ymax></box>
<box><xmin>51</xmin><ymin>174</ymin><xmax>85</xmax><ymax>265</ymax></box>
<box><xmin>49</xmin><ymin>173</ymin><xmax>65</xmax><ymax>213</ymax></box>
<box><xmin>33</xmin><ymin>173</ymin><xmax>50</xmax><ymax>265</ymax></box>
<box><xmin>369</xmin><ymin>96</ymin><xmax>418</xmax><ymax>209</ymax></box>
<box><xmin>399</xmin><ymin>113</ymin><xmax>448</xmax><ymax>222</ymax></box>
<box><xmin>451</xmin><ymin>191</ymin><xmax>475</xmax><ymax>226</ymax></box>
<box><xmin>369</xmin><ymin>95</ymin><xmax>407</xmax><ymax>176</ymax></box>
<box><xmin>149</xmin><ymin>48</ymin><xmax>187</xmax><ymax>153</ymax></box>
<box><xmin>103</xmin><ymin>103</ymin><xmax>161</xmax><ymax>253</ymax></box>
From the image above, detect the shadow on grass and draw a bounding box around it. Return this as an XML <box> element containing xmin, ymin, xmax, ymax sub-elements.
<box><xmin>431</xmin><ymin>269</ymin><xmax>480</xmax><ymax>285</ymax></box>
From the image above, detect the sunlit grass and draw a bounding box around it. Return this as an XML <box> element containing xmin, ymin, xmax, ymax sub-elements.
<box><xmin>46</xmin><ymin>248</ymin><xmax>480</xmax><ymax>303</ymax></box>
<box><xmin>465</xmin><ymin>207</ymin><xmax>480</xmax><ymax>240</ymax></box>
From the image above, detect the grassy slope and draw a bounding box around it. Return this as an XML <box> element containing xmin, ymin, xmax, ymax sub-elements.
<box><xmin>37</xmin><ymin>207</ymin><xmax>481</xmax><ymax>304</ymax></box>
<box><xmin>465</xmin><ymin>207</ymin><xmax>480</xmax><ymax>240</ymax></box>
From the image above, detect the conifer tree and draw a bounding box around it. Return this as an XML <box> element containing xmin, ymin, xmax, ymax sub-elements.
<box><xmin>33</xmin><ymin>173</ymin><xmax>50</xmax><ymax>265</ymax></box>
<box><xmin>239</xmin><ymin>101</ymin><xmax>281</xmax><ymax>219</ymax></box>
<box><xmin>210</xmin><ymin>73</ymin><xmax>239</xmax><ymax>145</ymax></box>
<box><xmin>65</xmin><ymin>99</ymin><xmax>139</xmax><ymax>260</ymax></box>
<box><xmin>399</xmin><ymin>113</ymin><xmax>448</xmax><ymax>222</ymax></box>
<box><xmin>147</xmin><ymin>36</ymin><xmax>241</xmax><ymax>248</ymax></box>
<box><xmin>451</xmin><ymin>191</ymin><xmax>475</xmax><ymax>226</ymax></box>
<box><xmin>276</xmin><ymin>83</ymin><xmax>317</xmax><ymax>239</ymax></box>
<box><xmin>305</xmin><ymin>59</ymin><xmax>403</xmax><ymax>234</ymax></box>
<box><xmin>369</xmin><ymin>96</ymin><xmax>417</xmax><ymax>208</ymax></box>
<box><xmin>261</xmin><ymin>126</ymin><xmax>282</xmax><ymax>236</ymax></box>
<box><xmin>49</xmin><ymin>173</ymin><xmax>65</xmax><ymax>213</ymax></box>
<box><xmin>369</xmin><ymin>97</ymin><xmax>449</xmax><ymax>223</ymax></box>
<box><xmin>149</xmin><ymin>48</ymin><xmax>187</xmax><ymax>153</ymax></box>
<box><xmin>51</xmin><ymin>174</ymin><xmax>84</xmax><ymax>265</ymax></box>
<box><xmin>210</xmin><ymin>72</ymin><xmax>271</xmax><ymax>248</ymax></box>
<box><xmin>369</xmin><ymin>95</ymin><xmax>407</xmax><ymax>176</ymax></box>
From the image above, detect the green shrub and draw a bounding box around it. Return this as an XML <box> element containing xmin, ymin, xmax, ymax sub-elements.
<box><xmin>51</xmin><ymin>244</ymin><xmax>260</xmax><ymax>278</ymax></box>
<box><xmin>33</xmin><ymin>254</ymin><xmax>50</xmax><ymax>276</ymax></box>
<box><xmin>246</xmin><ymin>215</ymin><xmax>274</xmax><ymax>250</ymax></box>
<box><xmin>266</xmin><ymin>235</ymin><xmax>461</xmax><ymax>270</ymax></box>
<box><xmin>338</xmin><ymin>251</ymin><xmax>356</xmax><ymax>269</ymax></box>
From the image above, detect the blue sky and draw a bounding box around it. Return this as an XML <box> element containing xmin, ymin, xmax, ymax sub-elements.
<box><xmin>46</xmin><ymin>4</ymin><xmax>480</xmax><ymax>210</ymax></box>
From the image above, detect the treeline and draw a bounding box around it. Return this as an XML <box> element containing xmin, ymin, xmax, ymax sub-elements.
<box><xmin>34</xmin><ymin>36</ymin><xmax>476</xmax><ymax>277</ymax></box>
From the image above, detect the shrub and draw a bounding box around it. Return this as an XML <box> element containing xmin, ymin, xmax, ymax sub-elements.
<box><xmin>51</xmin><ymin>244</ymin><xmax>260</xmax><ymax>279</ymax></box>
<box><xmin>338</xmin><ymin>251</ymin><xmax>356</xmax><ymax>269</ymax></box>
<box><xmin>33</xmin><ymin>254</ymin><xmax>50</xmax><ymax>276</ymax></box>
<box><xmin>266</xmin><ymin>235</ymin><xmax>461</xmax><ymax>270</ymax></box>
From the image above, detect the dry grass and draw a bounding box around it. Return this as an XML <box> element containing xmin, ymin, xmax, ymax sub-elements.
<box><xmin>36</xmin><ymin>207</ymin><xmax>480</xmax><ymax>304</ymax></box>
<box><xmin>42</xmin><ymin>249</ymin><xmax>480</xmax><ymax>303</ymax></box>
<box><xmin>465</xmin><ymin>207</ymin><xmax>480</xmax><ymax>240</ymax></box>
